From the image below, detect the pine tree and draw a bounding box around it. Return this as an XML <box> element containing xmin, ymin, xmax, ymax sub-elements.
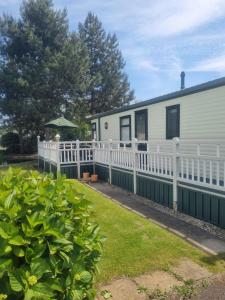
<box><xmin>0</xmin><ymin>0</ymin><xmax>90</xmax><ymax>152</ymax></box>
<box><xmin>79</xmin><ymin>12</ymin><xmax>134</xmax><ymax>115</ymax></box>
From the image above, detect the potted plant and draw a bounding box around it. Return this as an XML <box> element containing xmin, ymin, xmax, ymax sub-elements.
<box><xmin>91</xmin><ymin>173</ymin><xmax>98</xmax><ymax>182</ymax></box>
<box><xmin>82</xmin><ymin>168</ymin><xmax>90</xmax><ymax>181</ymax></box>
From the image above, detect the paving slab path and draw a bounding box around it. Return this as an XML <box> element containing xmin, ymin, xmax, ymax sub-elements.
<box><xmin>192</xmin><ymin>273</ymin><xmax>225</xmax><ymax>300</ymax></box>
<box><xmin>96</xmin><ymin>258</ymin><xmax>216</xmax><ymax>300</ymax></box>
<box><xmin>89</xmin><ymin>182</ymin><xmax>225</xmax><ymax>255</ymax></box>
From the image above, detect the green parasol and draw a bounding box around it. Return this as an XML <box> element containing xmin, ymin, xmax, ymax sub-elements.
<box><xmin>44</xmin><ymin>117</ymin><xmax>78</xmax><ymax>129</ymax></box>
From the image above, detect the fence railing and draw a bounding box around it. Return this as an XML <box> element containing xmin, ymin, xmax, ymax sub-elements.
<box><xmin>38</xmin><ymin>140</ymin><xmax>58</xmax><ymax>164</ymax></box>
<box><xmin>59</xmin><ymin>141</ymin><xmax>94</xmax><ymax>165</ymax></box>
<box><xmin>37</xmin><ymin>136</ymin><xmax>225</xmax><ymax>209</ymax></box>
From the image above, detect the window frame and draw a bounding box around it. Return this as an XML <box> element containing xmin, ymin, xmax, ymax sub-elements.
<box><xmin>120</xmin><ymin>115</ymin><xmax>131</xmax><ymax>141</ymax></box>
<box><xmin>135</xmin><ymin>109</ymin><xmax>148</xmax><ymax>141</ymax></box>
<box><xmin>166</xmin><ymin>104</ymin><xmax>180</xmax><ymax>140</ymax></box>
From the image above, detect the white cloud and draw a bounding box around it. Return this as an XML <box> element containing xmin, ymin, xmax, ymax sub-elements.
<box><xmin>135</xmin><ymin>59</ymin><xmax>159</xmax><ymax>71</ymax></box>
<box><xmin>66</xmin><ymin>0</ymin><xmax>225</xmax><ymax>38</ymax></box>
<box><xmin>62</xmin><ymin>0</ymin><xmax>225</xmax><ymax>80</ymax></box>
<box><xmin>2</xmin><ymin>0</ymin><xmax>225</xmax><ymax>98</ymax></box>
<box><xmin>189</xmin><ymin>53</ymin><xmax>225</xmax><ymax>73</ymax></box>
<box><xmin>135</xmin><ymin>0</ymin><xmax>225</xmax><ymax>38</ymax></box>
<box><xmin>122</xmin><ymin>46</ymin><xmax>159</xmax><ymax>71</ymax></box>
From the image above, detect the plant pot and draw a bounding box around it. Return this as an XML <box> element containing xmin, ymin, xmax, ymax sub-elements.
<box><xmin>83</xmin><ymin>172</ymin><xmax>90</xmax><ymax>181</ymax></box>
<box><xmin>91</xmin><ymin>174</ymin><xmax>98</xmax><ymax>183</ymax></box>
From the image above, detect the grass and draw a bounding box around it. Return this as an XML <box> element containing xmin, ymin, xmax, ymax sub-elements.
<box><xmin>0</xmin><ymin>149</ymin><xmax>37</xmax><ymax>164</ymax></box>
<box><xmin>1</xmin><ymin>164</ymin><xmax>225</xmax><ymax>285</ymax></box>
<box><xmin>72</xmin><ymin>180</ymin><xmax>225</xmax><ymax>284</ymax></box>
<box><xmin>0</xmin><ymin>160</ymin><xmax>36</xmax><ymax>172</ymax></box>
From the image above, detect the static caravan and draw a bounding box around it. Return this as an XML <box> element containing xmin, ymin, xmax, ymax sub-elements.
<box><xmin>38</xmin><ymin>75</ymin><xmax>225</xmax><ymax>230</ymax></box>
<box><xmin>84</xmin><ymin>75</ymin><xmax>225</xmax><ymax>229</ymax></box>
<box><xmin>89</xmin><ymin>75</ymin><xmax>225</xmax><ymax>143</ymax></box>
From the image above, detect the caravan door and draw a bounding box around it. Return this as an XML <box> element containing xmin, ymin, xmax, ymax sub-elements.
<box><xmin>135</xmin><ymin>109</ymin><xmax>148</xmax><ymax>151</ymax></box>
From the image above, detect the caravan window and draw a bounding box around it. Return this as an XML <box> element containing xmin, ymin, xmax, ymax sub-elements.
<box><xmin>166</xmin><ymin>105</ymin><xmax>180</xmax><ymax>139</ymax></box>
<box><xmin>135</xmin><ymin>109</ymin><xmax>148</xmax><ymax>141</ymax></box>
<box><xmin>120</xmin><ymin>116</ymin><xmax>131</xmax><ymax>141</ymax></box>
<box><xmin>91</xmin><ymin>122</ymin><xmax>97</xmax><ymax>140</ymax></box>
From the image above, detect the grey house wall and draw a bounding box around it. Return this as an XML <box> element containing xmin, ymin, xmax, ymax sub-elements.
<box><xmin>91</xmin><ymin>85</ymin><xmax>225</xmax><ymax>141</ymax></box>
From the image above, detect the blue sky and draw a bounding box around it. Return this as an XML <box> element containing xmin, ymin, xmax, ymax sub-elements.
<box><xmin>1</xmin><ymin>0</ymin><xmax>225</xmax><ymax>102</ymax></box>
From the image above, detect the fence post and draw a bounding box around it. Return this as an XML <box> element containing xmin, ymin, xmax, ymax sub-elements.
<box><xmin>197</xmin><ymin>144</ymin><xmax>200</xmax><ymax>182</ymax></box>
<box><xmin>108</xmin><ymin>139</ymin><xmax>112</xmax><ymax>184</ymax></box>
<box><xmin>55</xmin><ymin>134</ymin><xmax>60</xmax><ymax>176</ymax></box>
<box><xmin>132</xmin><ymin>138</ymin><xmax>138</xmax><ymax>194</ymax></box>
<box><xmin>92</xmin><ymin>139</ymin><xmax>96</xmax><ymax>175</ymax></box>
<box><xmin>49</xmin><ymin>141</ymin><xmax>52</xmax><ymax>173</ymax></box>
<box><xmin>172</xmin><ymin>137</ymin><xmax>180</xmax><ymax>211</ymax></box>
<box><xmin>216</xmin><ymin>144</ymin><xmax>220</xmax><ymax>186</ymax></box>
<box><xmin>37</xmin><ymin>136</ymin><xmax>40</xmax><ymax>169</ymax></box>
<box><xmin>76</xmin><ymin>140</ymin><xmax>81</xmax><ymax>180</ymax></box>
<box><xmin>43</xmin><ymin>140</ymin><xmax>46</xmax><ymax>171</ymax></box>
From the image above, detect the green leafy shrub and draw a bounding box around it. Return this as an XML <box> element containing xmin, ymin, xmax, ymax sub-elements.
<box><xmin>0</xmin><ymin>168</ymin><xmax>103</xmax><ymax>299</ymax></box>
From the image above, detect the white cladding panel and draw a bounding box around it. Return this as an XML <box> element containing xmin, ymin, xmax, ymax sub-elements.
<box><xmin>99</xmin><ymin>110</ymin><xmax>135</xmax><ymax>141</ymax></box>
<box><xmin>149</xmin><ymin>85</ymin><xmax>225</xmax><ymax>139</ymax></box>
<box><xmin>91</xmin><ymin>85</ymin><xmax>225</xmax><ymax>140</ymax></box>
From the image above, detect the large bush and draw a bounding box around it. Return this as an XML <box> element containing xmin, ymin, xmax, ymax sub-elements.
<box><xmin>1</xmin><ymin>132</ymin><xmax>20</xmax><ymax>154</ymax></box>
<box><xmin>0</xmin><ymin>169</ymin><xmax>103</xmax><ymax>299</ymax></box>
<box><xmin>1</xmin><ymin>133</ymin><xmax>37</xmax><ymax>154</ymax></box>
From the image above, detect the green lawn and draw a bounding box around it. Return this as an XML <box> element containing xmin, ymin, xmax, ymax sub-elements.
<box><xmin>73</xmin><ymin>180</ymin><xmax>225</xmax><ymax>284</ymax></box>
<box><xmin>0</xmin><ymin>160</ymin><xmax>36</xmax><ymax>172</ymax></box>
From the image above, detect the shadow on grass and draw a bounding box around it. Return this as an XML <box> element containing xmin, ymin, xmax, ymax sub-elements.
<box><xmin>0</xmin><ymin>160</ymin><xmax>37</xmax><ymax>172</ymax></box>
<box><xmin>200</xmin><ymin>252</ymin><xmax>225</xmax><ymax>267</ymax></box>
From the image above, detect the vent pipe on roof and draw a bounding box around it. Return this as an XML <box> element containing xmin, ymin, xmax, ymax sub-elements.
<box><xmin>180</xmin><ymin>71</ymin><xmax>185</xmax><ymax>90</ymax></box>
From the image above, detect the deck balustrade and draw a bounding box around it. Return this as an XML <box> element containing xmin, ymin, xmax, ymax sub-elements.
<box><xmin>38</xmin><ymin>137</ymin><xmax>225</xmax><ymax>212</ymax></box>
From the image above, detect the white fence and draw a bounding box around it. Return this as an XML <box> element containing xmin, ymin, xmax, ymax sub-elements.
<box><xmin>38</xmin><ymin>140</ymin><xmax>58</xmax><ymax>164</ymax></box>
<box><xmin>38</xmin><ymin>137</ymin><xmax>225</xmax><ymax>209</ymax></box>
<box><xmin>59</xmin><ymin>141</ymin><xmax>94</xmax><ymax>164</ymax></box>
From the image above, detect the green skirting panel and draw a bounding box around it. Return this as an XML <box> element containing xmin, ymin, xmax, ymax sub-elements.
<box><xmin>178</xmin><ymin>186</ymin><xmax>225</xmax><ymax>229</ymax></box>
<box><xmin>50</xmin><ymin>164</ymin><xmax>57</xmax><ymax>177</ymax></box>
<box><xmin>60</xmin><ymin>165</ymin><xmax>77</xmax><ymax>179</ymax></box>
<box><xmin>80</xmin><ymin>164</ymin><xmax>93</xmax><ymax>176</ymax></box>
<box><xmin>60</xmin><ymin>164</ymin><xmax>93</xmax><ymax>179</ymax></box>
<box><xmin>112</xmin><ymin>168</ymin><xmax>133</xmax><ymax>192</ymax></box>
<box><xmin>38</xmin><ymin>158</ymin><xmax>44</xmax><ymax>170</ymax></box>
<box><xmin>38</xmin><ymin>158</ymin><xmax>57</xmax><ymax>177</ymax></box>
<box><xmin>137</xmin><ymin>174</ymin><xmax>173</xmax><ymax>208</ymax></box>
<box><xmin>44</xmin><ymin>161</ymin><xmax>50</xmax><ymax>173</ymax></box>
<box><xmin>95</xmin><ymin>164</ymin><xmax>109</xmax><ymax>182</ymax></box>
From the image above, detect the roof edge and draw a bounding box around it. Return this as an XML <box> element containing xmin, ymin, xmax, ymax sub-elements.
<box><xmin>87</xmin><ymin>76</ymin><xmax>225</xmax><ymax>120</ymax></box>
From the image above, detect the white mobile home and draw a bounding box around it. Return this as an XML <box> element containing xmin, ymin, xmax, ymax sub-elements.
<box><xmin>89</xmin><ymin>75</ymin><xmax>225</xmax><ymax>143</ymax></box>
<box><xmin>38</xmin><ymin>74</ymin><xmax>225</xmax><ymax>230</ymax></box>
